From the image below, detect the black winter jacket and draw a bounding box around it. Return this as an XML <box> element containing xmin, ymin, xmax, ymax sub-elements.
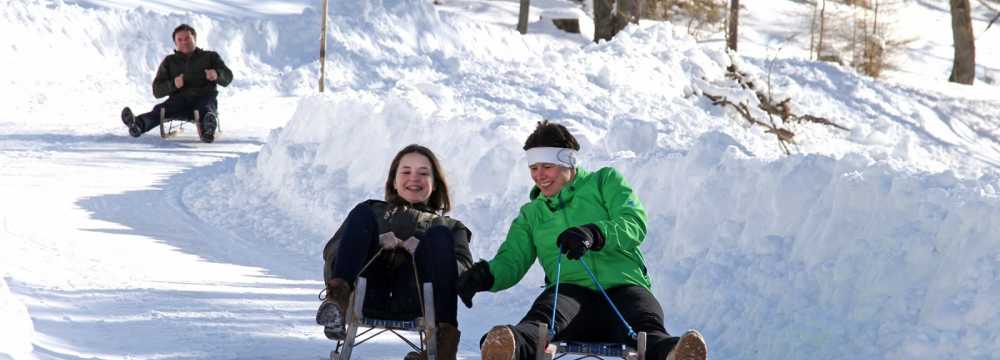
<box><xmin>152</xmin><ymin>48</ymin><xmax>233</xmax><ymax>98</ymax></box>
<box><xmin>322</xmin><ymin>200</ymin><xmax>474</xmax><ymax>282</ymax></box>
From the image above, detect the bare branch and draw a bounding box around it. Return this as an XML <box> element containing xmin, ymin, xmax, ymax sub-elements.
<box><xmin>986</xmin><ymin>11</ymin><xmax>1000</xmax><ymax>32</ymax></box>
<box><xmin>700</xmin><ymin>58</ymin><xmax>852</xmax><ymax>156</ymax></box>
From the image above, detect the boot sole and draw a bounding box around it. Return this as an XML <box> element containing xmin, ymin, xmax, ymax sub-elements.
<box><xmin>199</xmin><ymin>114</ymin><xmax>217</xmax><ymax>143</ymax></box>
<box><xmin>481</xmin><ymin>326</ymin><xmax>515</xmax><ymax>360</ymax></box>
<box><xmin>122</xmin><ymin>107</ymin><xmax>142</xmax><ymax>137</ymax></box>
<box><xmin>316</xmin><ymin>302</ymin><xmax>346</xmax><ymax>340</ymax></box>
<box><xmin>121</xmin><ymin>107</ymin><xmax>133</xmax><ymax>126</ymax></box>
<box><xmin>666</xmin><ymin>330</ymin><xmax>707</xmax><ymax>360</ymax></box>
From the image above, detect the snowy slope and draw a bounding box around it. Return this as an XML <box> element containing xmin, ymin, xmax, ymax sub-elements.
<box><xmin>3</xmin><ymin>0</ymin><xmax>1000</xmax><ymax>359</ymax></box>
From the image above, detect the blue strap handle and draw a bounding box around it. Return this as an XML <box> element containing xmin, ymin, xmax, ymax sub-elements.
<box><xmin>548</xmin><ymin>244</ymin><xmax>563</xmax><ymax>339</ymax></box>
<box><xmin>549</xmin><ymin>192</ymin><xmax>636</xmax><ymax>341</ymax></box>
<box><xmin>578</xmin><ymin>257</ymin><xmax>637</xmax><ymax>340</ymax></box>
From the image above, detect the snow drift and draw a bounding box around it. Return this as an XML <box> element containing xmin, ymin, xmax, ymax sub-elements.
<box><xmin>4</xmin><ymin>0</ymin><xmax>1000</xmax><ymax>358</ymax></box>
<box><xmin>188</xmin><ymin>2</ymin><xmax>1000</xmax><ymax>355</ymax></box>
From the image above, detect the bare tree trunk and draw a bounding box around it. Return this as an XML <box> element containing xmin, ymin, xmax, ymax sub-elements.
<box><xmin>862</xmin><ymin>2</ymin><xmax>870</xmax><ymax>66</ymax></box>
<box><xmin>517</xmin><ymin>0</ymin><xmax>530</xmax><ymax>34</ymax></box>
<box><xmin>817</xmin><ymin>0</ymin><xmax>827</xmax><ymax>59</ymax></box>
<box><xmin>870</xmin><ymin>0</ymin><xmax>879</xmax><ymax>73</ymax></box>
<box><xmin>622</xmin><ymin>0</ymin><xmax>641</xmax><ymax>24</ymax></box>
<box><xmin>319</xmin><ymin>0</ymin><xmax>328</xmax><ymax>93</ymax></box>
<box><xmin>851</xmin><ymin>2</ymin><xmax>858</xmax><ymax>63</ymax></box>
<box><xmin>809</xmin><ymin>1</ymin><xmax>818</xmax><ymax>59</ymax></box>
<box><xmin>727</xmin><ymin>0</ymin><xmax>739</xmax><ymax>51</ymax></box>
<box><xmin>594</xmin><ymin>0</ymin><xmax>629</xmax><ymax>42</ymax></box>
<box><xmin>949</xmin><ymin>0</ymin><xmax>976</xmax><ymax>84</ymax></box>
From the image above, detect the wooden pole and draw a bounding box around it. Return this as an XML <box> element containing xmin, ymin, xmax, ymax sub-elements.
<box><xmin>517</xmin><ymin>0</ymin><xmax>530</xmax><ymax>34</ymax></box>
<box><xmin>319</xmin><ymin>0</ymin><xmax>329</xmax><ymax>92</ymax></box>
<box><xmin>726</xmin><ymin>0</ymin><xmax>738</xmax><ymax>51</ymax></box>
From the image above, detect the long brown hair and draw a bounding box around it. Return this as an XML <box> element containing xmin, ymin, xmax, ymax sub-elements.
<box><xmin>384</xmin><ymin>144</ymin><xmax>452</xmax><ymax>214</ymax></box>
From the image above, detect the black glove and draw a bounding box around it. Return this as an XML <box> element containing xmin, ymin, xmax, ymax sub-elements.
<box><xmin>387</xmin><ymin>205</ymin><xmax>421</xmax><ymax>239</ymax></box>
<box><xmin>555</xmin><ymin>224</ymin><xmax>605</xmax><ymax>260</ymax></box>
<box><xmin>456</xmin><ymin>260</ymin><xmax>494</xmax><ymax>308</ymax></box>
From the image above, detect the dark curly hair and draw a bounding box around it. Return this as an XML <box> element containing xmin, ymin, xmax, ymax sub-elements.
<box><xmin>522</xmin><ymin>120</ymin><xmax>580</xmax><ymax>151</ymax></box>
<box><xmin>172</xmin><ymin>24</ymin><xmax>197</xmax><ymax>40</ymax></box>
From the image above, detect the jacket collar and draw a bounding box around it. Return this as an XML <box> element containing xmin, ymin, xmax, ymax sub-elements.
<box><xmin>387</xmin><ymin>197</ymin><xmax>438</xmax><ymax>214</ymax></box>
<box><xmin>173</xmin><ymin>47</ymin><xmax>203</xmax><ymax>57</ymax></box>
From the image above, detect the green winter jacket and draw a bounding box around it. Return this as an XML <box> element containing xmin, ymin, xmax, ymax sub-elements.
<box><xmin>152</xmin><ymin>48</ymin><xmax>233</xmax><ymax>99</ymax></box>
<box><xmin>488</xmin><ymin>167</ymin><xmax>651</xmax><ymax>292</ymax></box>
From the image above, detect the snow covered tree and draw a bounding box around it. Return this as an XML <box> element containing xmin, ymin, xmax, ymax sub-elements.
<box><xmin>949</xmin><ymin>0</ymin><xmax>976</xmax><ymax>84</ymax></box>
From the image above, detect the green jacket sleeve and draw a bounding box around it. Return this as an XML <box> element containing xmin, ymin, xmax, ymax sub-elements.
<box><xmin>488</xmin><ymin>210</ymin><xmax>536</xmax><ymax>291</ymax></box>
<box><xmin>593</xmin><ymin>168</ymin><xmax>647</xmax><ymax>252</ymax></box>
<box><xmin>210</xmin><ymin>52</ymin><xmax>233</xmax><ymax>87</ymax></box>
<box><xmin>152</xmin><ymin>58</ymin><xmax>175</xmax><ymax>99</ymax></box>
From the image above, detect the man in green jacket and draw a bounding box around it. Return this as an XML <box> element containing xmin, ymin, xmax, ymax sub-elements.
<box><xmin>457</xmin><ymin>121</ymin><xmax>707</xmax><ymax>360</ymax></box>
<box><xmin>121</xmin><ymin>24</ymin><xmax>233</xmax><ymax>143</ymax></box>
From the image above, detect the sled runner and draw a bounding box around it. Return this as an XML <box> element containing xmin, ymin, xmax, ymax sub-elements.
<box><xmin>158</xmin><ymin>108</ymin><xmax>220</xmax><ymax>142</ymax></box>
<box><xmin>535</xmin><ymin>246</ymin><xmax>647</xmax><ymax>360</ymax></box>
<box><xmin>536</xmin><ymin>323</ymin><xmax>646</xmax><ymax>360</ymax></box>
<box><xmin>330</xmin><ymin>277</ymin><xmax>438</xmax><ymax>360</ymax></box>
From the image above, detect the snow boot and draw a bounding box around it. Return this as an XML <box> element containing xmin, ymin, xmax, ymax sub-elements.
<box><xmin>316</xmin><ymin>278</ymin><xmax>351</xmax><ymax>340</ymax></box>
<box><xmin>481</xmin><ymin>325</ymin><xmax>516</xmax><ymax>360</ymax></box>
<box><xmin>199</xmin><ymin>111</ymin><xmax>217</xmax><ymax>143</ymax></box>
<box><xmin>404</xmin><ymin>323</ymin><xmax>461</xmax><ymax>360</ymax></box>
<box><xmin>121</xmin><ymin>107</ymin><xmax>141</xmax><ymax>137</ymax></box>
<box><xmin>664</xmin><ymin>330</ymin><xmax>707</xmax><ymax>360</ymax></box>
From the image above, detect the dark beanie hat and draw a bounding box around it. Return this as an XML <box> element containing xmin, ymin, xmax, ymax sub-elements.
<box><xmin>522</xmin><ymin>120</ymin><xmax>581</xmax><ymax>151</ymax></box>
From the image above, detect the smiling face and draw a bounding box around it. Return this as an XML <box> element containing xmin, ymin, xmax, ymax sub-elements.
<box><xmin>173</xmin><ymin>30</ymin><xmax>196</xmax><ymax>55</ymax></box>
<box><xmin>530</xmin><ymin>163</ymin><xmax>574</xmax><ymax>197</ymax></box>
<box><xmin>393</xmin><ymin>152</ymin><xmax>434</xmax><ymax>205</ymax></box>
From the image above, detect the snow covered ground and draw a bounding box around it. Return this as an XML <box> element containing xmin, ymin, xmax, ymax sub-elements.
<box><xmin>2</xmin><ymin>0</ymin><xmax>1000</xmax><ymax>359</ymax></box>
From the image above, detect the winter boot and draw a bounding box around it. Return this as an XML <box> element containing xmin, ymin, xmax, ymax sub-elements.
<box><xmin>481</xmin><ymin>325</ymin><xmax>516</xmax><ymax>360</ymax></box>
<box><xmin>664</xmin><ymin>330</ymin><xmax>707</xmax><ymax>360</ymax></box>
<box><xmin>199</xmin><ymin>112</ymin><xmax>217</xmax><ymax>143</ymax></box>
<box><xmin>316</xmin><ymin>278</ymin><xmax>351</xmax><ymax>340</ymax></box>
<box><xmin>404</xmin><ymin>323</ymin><xmax>461</xmax><ymax>360</ymax></box>
<box><xmin>121</xmin><ymin>107</ymin><xmax>141</xmax><ymax>137</ymax></box>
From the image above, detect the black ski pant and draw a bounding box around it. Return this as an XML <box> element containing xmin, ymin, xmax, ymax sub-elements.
<box><xmin>490</xmin><ymin>284</ymin><xmax>680</xmax><ymax>360</ymax></box>
<box><xmin>135</xmin><ymin>94</ymin><xmax>217</xmax><ymax>134</ymax></box>
<box><xmin>333</xmin><ymin>203</ymin><xmax>460</xmax><ymax>325</ymax></box>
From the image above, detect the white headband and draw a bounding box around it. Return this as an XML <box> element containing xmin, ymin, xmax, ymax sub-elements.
<box><xmin>525</xmin><ymin>147</ymin><xmax>577</xmax><ymax>168</ymax></box>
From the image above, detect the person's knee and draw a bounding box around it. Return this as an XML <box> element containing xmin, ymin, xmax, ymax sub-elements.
<box><xmin>424</xmin><ymin>225</ymin><xmax>455</xmax><ymax>247</ymax></box>
<box><xmin>421</xmin><ymin>225</ymin><xmax>455</xmax><ymax>254</ymax></box>
<box><xmin>347</xmin><ymin>202</ymin><xmax>378</xmax><ymax>222</ymax></box>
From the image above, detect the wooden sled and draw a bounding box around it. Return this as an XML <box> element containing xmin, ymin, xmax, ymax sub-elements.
<box><xmin>158</xmin><ymin>108</ymin><xmax>221</xmax><ymax>143</ymax></box>
<box><xmin>330</xmin><ymin>277</ymin><xmax>438</xmax><ymax>360</ymax></box>
<box><xmin>537</xmin><ymin>323</ymin><xmax>646</xmax><ymax>360</ymax></box>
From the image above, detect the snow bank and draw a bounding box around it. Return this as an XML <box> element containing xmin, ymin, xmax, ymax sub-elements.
<box><xmin>216</xmin><ymin>84</ymin><xmax>1000</xmax><ymax>358</ymax></box>
<box><xmin>47</xmin><ymin>0</ymin><xmax>991</xmax><ymax>357</ymax></box>
<box><xmin>625</xmin><ymin>133</ymin><xmax>1000</xmax><ymax>358</ymax></box>
<box><xmin>0</xmin><ymin>278</ymin><xmax>34</xmax><ymax>359</ymax></box>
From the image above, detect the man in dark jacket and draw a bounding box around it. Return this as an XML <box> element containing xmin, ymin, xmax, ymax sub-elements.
<box><xmin>121</xmin><ymin>24</ymin><xmax>233</xmax><ymax>143</ymax></box>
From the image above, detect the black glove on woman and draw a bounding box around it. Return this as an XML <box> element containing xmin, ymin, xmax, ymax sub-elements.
<box><xmin>555</xmin><ymin>224</ymin><xmax>605</xmax><ymax>260</ymax></box>
<box><xmin>456</xmin><ymin>260</ymin><xmax>494</xmax><ymax>308</ymax></box>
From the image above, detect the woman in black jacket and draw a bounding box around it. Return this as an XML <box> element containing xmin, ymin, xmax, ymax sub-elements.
<box><xmin>317</xmin><ymin>144</ymin><xmax>472</xmax><ymax>360</ymax></box>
